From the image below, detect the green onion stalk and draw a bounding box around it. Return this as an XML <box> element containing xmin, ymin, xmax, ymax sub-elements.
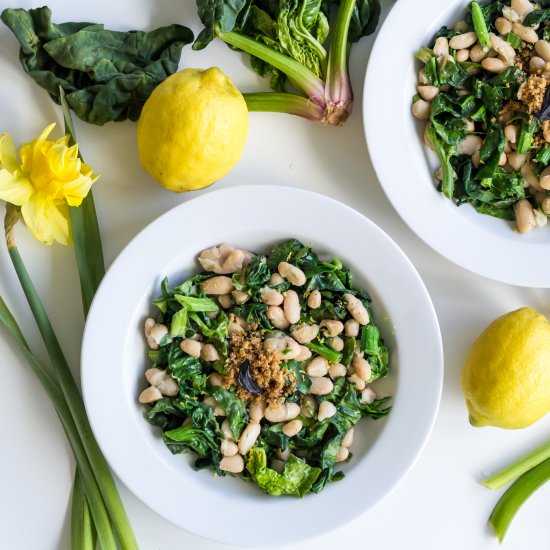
<box><xmin>482</xmin><ymin>439</ymin><xmax>550</xmax><ymax>542</ymax></box>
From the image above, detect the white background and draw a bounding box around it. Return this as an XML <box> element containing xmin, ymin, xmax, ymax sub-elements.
<box><xmin>1</xmin><ymin>1</ymin><xmax>549</xmax><ymax>549</ymax></box>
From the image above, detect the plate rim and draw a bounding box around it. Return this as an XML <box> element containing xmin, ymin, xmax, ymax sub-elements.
<box><xmin>81</xmin><ymin>185</ymin><xmax>444</xmax><ymax>546</ymax></box>
<box><xmin>363</xmin><ymin>0</ymin><xmax>550</xmax><ymax>288</ymax></box>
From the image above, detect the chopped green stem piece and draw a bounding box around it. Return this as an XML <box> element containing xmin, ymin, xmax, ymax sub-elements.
<box><xmin>483</xmin><ymin>439</ymin><xmax>550</xmax><ymax>490</ymax></box>
<box><xmin>489</xmin><ymin>457</ymin><xmax>550</xmax><ymax>542</ymax></box>
<box><xmin>244</xmin><ymin>92</ymin><xmax>325</xmax><ymax>121</ymax></box>
<box><xmin>415</xmin><ymin>46</ymin><xmax>434</xmax><ymax>64</ymax></box>
<box><xmin>427</xmin><ymin>126</ymin><xmax>456</xmax><ymax>198</ymax></box>
<box><xmin>471</xmin><ymin>2</ymin><xmax>492</xmax><ymax>52</ymax></box>
<box><xmin>218</xmin><ymin>30</ymin><xmax>326</xmax><ymax>105</ymax></box>
<box><xmin>535</xmin><ymin>145</ymin><xmax>550</xmax><ymax>164</ymax></box>
<box><xmin>506</xmin><ymin>32</ymin><xmax>521</xmax><ymax>49</ymax></box>
<box><xmin>517</xmin><ymin>119</ymin><xmax>539</xmax><ymax>154</ymax></box>
<box><xmin>306</xmin><ymin>341</ymin><xmax>343</xmax><ymax>364</ymax></box>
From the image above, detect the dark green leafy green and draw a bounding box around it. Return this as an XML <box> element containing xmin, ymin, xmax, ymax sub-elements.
<box><xmin>1</xmin><ymin>6</ymin><xmax>193</xmax><ymax>125</ymax></box>
<box><xmin>208</xmin><ymin>386</ymin><xmax>248</xmax><ymax>439</ymax></box>
<box><xmin>523</xmin><ymin>9</ymin><xmax>550</xmax><ymax>27</ymax></box>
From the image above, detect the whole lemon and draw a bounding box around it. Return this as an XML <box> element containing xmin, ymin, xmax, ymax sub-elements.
<box><xmin>462</xmin><ymin>307</ymin><xmax>550</xmax><ymax>429</ymax></box>
<box><xmin>137</xmin><ymin>68</ymin><xmax>248</xmax><ymax>192</ymax></box>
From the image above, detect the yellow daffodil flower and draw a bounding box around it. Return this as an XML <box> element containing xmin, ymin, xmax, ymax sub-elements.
<box><xmin>0</xmin><ymin>123</ymin><xmax>99</xmax><ymax>245</ymax></box>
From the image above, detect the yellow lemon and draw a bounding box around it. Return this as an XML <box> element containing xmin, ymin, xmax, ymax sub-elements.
<box><xmin>462</xmin><ymin>307</ymin><xmax>550</xmax><ymax>429</ymax></box>
<box><xmin>137</xmin><ymin>67</ymin><xmax>248</xmax><ymax>192</ymax></box>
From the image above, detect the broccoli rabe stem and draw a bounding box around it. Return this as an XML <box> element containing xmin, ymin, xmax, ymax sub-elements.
<box><xmin>471</xmin><ymin>2</ymin><xmax>492</xmax><ymax>52</ymax></box>
<box><xmin>427</xmin><ymin>126</ymin><xmax>456</xmax><ymax>198</ymax></box>
<box><xmin>244</xmin><ymin>92</ymin><xmax>325</xmax><ymax>121</ymax></box>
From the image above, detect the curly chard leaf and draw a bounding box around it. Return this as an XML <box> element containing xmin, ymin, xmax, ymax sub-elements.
<box><xmin>194</xmin><ymin>0</ymin><xmax>248</xmax><ymax>50</ymax></box>
<box><xmin>1</xmin><ymin>6</ymin><xmax>193</xmax><ymax>125</ymax></box>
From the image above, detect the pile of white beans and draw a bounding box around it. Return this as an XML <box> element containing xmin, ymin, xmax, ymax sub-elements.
<box><xmin>140</xmin><ymin>244</ymin><xmax>382</xmax><ymax>477</ymax></box>
<box><xmin>412</xmin><ymin>0</ymin><xmax>550</xmax><ymax>233</ymax></box>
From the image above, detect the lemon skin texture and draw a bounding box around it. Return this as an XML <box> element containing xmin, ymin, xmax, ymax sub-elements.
<box><xmin>462</xmin><ymin>307</ymin><xmax>550</xmax><ymax>429</ymax></box>
<box><xmin>137</xmin><ymin>67</ymin><xmax>248</xmax><ymax>192</ymax></box>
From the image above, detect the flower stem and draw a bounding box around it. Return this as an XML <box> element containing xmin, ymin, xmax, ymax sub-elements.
<box><xmin>482</xmin><ymin>439</ymin><xmax>550</xmax><ymax>490</ymax></box>
<box><xmin>243</xmin><ymin>92</ymin><xmax>324</xmax><ymax>121</ymax></box>
<box><xmin>218</xmin><ymin>30</ymin><xmax>326</xmax><ymax>105</ymax></box>
<box><xmin>72</xmin><ymin>469</ymin><xmax>97</xmax><ymax>550</ymax></box>
<box><xmin>488</xmin><ymin>457</ymin><xmax>550</xmax><ymax>542</ymax></box>
<box><xmin>4</xmin><ymin>215</ymin><xmax>137</xmax><ymax>549</ymax></box>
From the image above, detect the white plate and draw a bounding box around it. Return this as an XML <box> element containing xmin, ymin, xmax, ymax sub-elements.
<box><xmin>364</xmin><ymin>0</ymin><xmax>550</xmax><ymax>288</ymax></box>
<box><xmin>82</xmin><ymin>186</ymin><xmax>443</xmax><ymax>547</ymax></box>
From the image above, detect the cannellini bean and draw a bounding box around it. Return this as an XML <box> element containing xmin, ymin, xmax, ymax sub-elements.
<box><xmin>200</xmin><ymin>343</ymin><xmax>220</xmax><ymax>362</ymax></box>
<box><xmin>228</xmin><ymin>321</ymin><xmax>244</xmax><ymax>335</ymax></box>
<box><xmin>265</xmin><ymin>402</ymin><xmax>301</xmax><ymax>422</ymax></box>
<box><xmin>269</xmin><ymin>273</ymin><xmax>284</xmax><ymax>285</ymax></box>
<box><xmin>264</xmin><ymin>335</ymin><xmax>286</xmax><ymax>354</ymax></box>
<box><xmin>146</xmin><ymin>323</ymin><xmax>168</xmax><ymax>349</ymax></box>
<box><xmin>296</xmin><ymin>345</ymin><xmax>312</xmax><ymax>362</ymax></box>
<box><xmin>495</xmin><ymin>17</ymin><xmax>513</xmax><ymax>35</ymax></box>
<box><xmin>283</xmin><ymin>290</ymin><xmax>301</xmax><ymax>324</ymax></box>
<box><xmin>233</xmin><ymin>315</ymin><xmax>248</xmax><ymax>329</ymax></box>
<box><xmin>539</xmin><ymin>167</ymin><xmax>550</xmax><ymax>190</ymax></box>
<box><xmin>208</xmin><ymin>373</ymin><xmax>223</xmax><ymax>387</ymax></box>
<box><xmin>530</xmin><ymin>56</ymin><xmax>546</xmax><ymax>72</ymax></box>
<box><xmin>260</xmin><ymin>287</ymin><xmax>284</xmax><ymax>306</ymax></box>
<box><xmin>327</xmin><ymin>336</ymin><xmax>344</xmax><ymax>352</ymax></box>
<box><xmin>433</xmin><ymin>37</ymin><xmax>449</xmax><ymax>58</ymax></box>
<box><xmin>198</xmin><ymin>244</ymin><xmax>252</xmax><ymax>274</ymax></box>
<box><xmin>281</xmin><ymin>337</ymin><xmax>301</xmax><ymax>360</ymax></box>
<box><xmin>328</xmin><ymin>363</ymin><xmax>347</xmax><ymax>379</ymax></box>
<box><xmin>344</xmin><ymin>319</ymin><xmax>360</xmax><ymax>337</ymax></box>
<box><xmin>300</xmin><ymin>395</ymin><xmax>318</xmax><ymax>418</ymax></box>
<box><xmin>138</xmin><ymin>386</ymin><xmax>162</xmax><ymax>404</ymax></box>
<box><xmin>220</xmin><ymin>454</ymin><xmax>244</xmax><ymax>473</ymax></box>
<box><xmin>521</xmin><ymin>163</ymin><xmax>543</xmax><ymax>191</ymax></box>
<box><xmin>282</xmin><ymin>420</ymin><xmax>303</xmax><ymax>437</ymax></box>
<box><xmin>342</xmin><ymin>428</ymin><xmax>354</xmax><ymax>448</ymax></box>
<box><xmin>231</xmin><ymin>290</ymin><xmax>249</xmax><ymax>305</ymax></box>
<box><xmin>512</xmin><ymin>22</ymin><xmax>538</xmax><ymax>43</ymax></box>
<box><xmin>270</xmin><ymin>459</ymin><xmax>286</xmax><ymax>474</ymax></box>
<box><xmin>411</xmin><ymin>99</ymin><xmax>430</xmax><ymax>120</ymax></box>
<box><xmin>249</xmin><ymin>402</ymin><xmax>265</xmax><ymax>423</ymax></box>
<box><xmin>454</xmin><ymin>20</ymin><xmax>469</xmax><ymax>33</ymax></box>
<box><xmin>318</xmin><ymin>401</ymin><xmax>337</xmax><ymax>421</ymax></box>
<box><xmin>221</xmin><ymin>419</ymin><xmax>234</xmax><ymax>441</ymax></box>
<box><xmin>144</xmin><ymin>317</ymin><xmax>155</xmax><ymax>335</ymax></box>
<box><xmin>457</xmin><ymin>135</ymin><xmax>483</xmax><ymax>155</ymax></box>
<box><xmin>456</xmin><ymin>49</ymin><xmax>470</xmax><ymax>62</ymax></box>
<box><xmin>511</xmin><ymin>0</ymin><xmax>534</xmax><ymax>20</ymax></box>
<box><xmin>307</xmin><ymin>289</ymin><xmax>321</xmax><ymax>309</ymax></box>
<box><xmin>502</xmin><ymin>6</ymin><xmax>521</xmax><ymax>22</ymax></box>
<box><xmin>344</xmin><ymin>294</ymin><xmax>369</xmax><ymax>325</ymax></box>
<box><xmin>535</xmin><ymin>210</ymin><xmax>548</xmax><ymax>227</ymax></box>
<box><xmin>348</xmin><ymin>373</ymin><xmax>366</xmax><ymax>391</ymax></box>
<box><xmin>535</xmin><ymin>40</ymin><xmax>550</xmax><ymax>62</ymax></box>
<box><xmin>201</xmin><ymin>276</ymin><xmax>234</xmax><ymax>295</ymax></box>
<box><xmin>469</xmin><ymin>42</ymin><xmax>488</xmax><ymax>62</ymax></box>
<box><xmin>472</xmin><ymin>151</ymin><xmax>481</xmax><ymax>169</ymax></box>
<box><xmin>276</xmin><ymin>447</ymin><xmax>291</xmax><ymax>461</ymax></box>
<box><xmin>309</xmin><ymin>377</ymin><xmax>334</xmax><ymax>395</ymax></box>
<box><xmin>180</xmin><ymin>339</ymin><xmax>202</xmax><ymax>358</ymax></box>
<box><xmin>508</xmin><ymin>151</ymin><xmax>529</xmax><ymax>170</ymax></box>
<box><xmin>361</xmin><ymin>387</ymin><xmax>377</xmax><ymax>405</ymax></box>
<box><xmin>307</xmin><ymin>356</ymin><xmax>329</xmax><ymax>377</ymax></box>
<box><xmin>542</xmin><ymin>197</ymin><xmax>550</xmax><ymax>214</ymax></box>
<box><xmin>514</xmin><ymin>199</ymin><xmax>537</xmax><ymax>233</ymax></box>
<box><xmin>291</xmin><ymin>323</ymin><xmax>319</xmax><ymax>344</ymax></box>
<box><xmin>504</xmin><ymin>124</ymin><xmax>519</xmax><ymax>144</ymax></box>
<box><xmin>353</xmin><ymin>355</ymin><xmax>372</xmax><ymax>381</ymax></box>
<box><xmin>218</xmin><ymin>294</ymin><xmax>234</xmax><ymax>309</ymax></box>
<box><xmin>481</xmin><ymin>57</ymin><xmax>507</xmax><ymax>73</ymax></box>
<box><xmin>267</xmin><ymin>306</ymin><xmax>290</xmax><ymax>329</ymax></box>
<box><xmin>418</xmin><ymin>67</ymin><xmax>429</xmax><ymax>85</ymax></box>
<box><xmin>204</xmin><ymin>397</ymin><xmax>225</xmax><ymax>416</ymax></box>
<box><xmin>145</xmin><ymin>368</ymin><xmax>179</xmax><ymax>396</ymax></box>
<box><xmin>499</xmin><ymin>152</ymin><xmax>507</xmax><ymax>167</ymax></box>
<box><xmin>489</xmin><ymin>33</ymin><xmax>515</xmax><ymax>63</ymax></box>
<box><xmin>221</xmin><ymin>440</ymin><xmax>238</xmax><ymax>457</ymax></box>
<box><xmin>417</xmin><ymin>85</ymin><xmax>439</xmax><ymax>102</ymax></box>
<box><xmin>238</xmin><ymin>422</ymin><xmax>261</xmax><ymax>455</ymax></box>
<box><xmin>335</xmin><ymin>446</ymin><xmax>349</xmax><ymax>463</ymax></box>
<box><xmin>320</xmin><ymin>319</ymin><xmax>344</xmax><ymax>337</ymax></box>
<box><xmin>449</xmin><ymin>32</ymin><xmax>477</xmax><ymax>50</ymax></box>
<box><xmin>278</xmin><ymin>262</ymin><xmax>306</xmax><ymax>286</ymax></box>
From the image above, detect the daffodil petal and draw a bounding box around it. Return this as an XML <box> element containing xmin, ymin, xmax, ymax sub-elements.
<box><xmin>21</xmin><ymin>195</ymin><xmax>70</xmax><ymax>246</ymax></box>
<box><xmin>0</xmin><ymin>169</ymin><xmax>34</xmax><ymax>206</ymax></box>
<box><xmin>0</xmin><ymin>133</ymin><xmax>20</xmax><ymax>173</ymax></box>
<box><xmin>20</xmin><ymin>123</ymin><xmax>56</xmax><ymax>174</ymax></box>
<box><xmin>62</xmin><ymin>173</ymin><xmax>98</xmax><ymax>206</ymax></box>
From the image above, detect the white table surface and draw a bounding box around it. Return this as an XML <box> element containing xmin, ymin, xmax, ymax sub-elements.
<box><xmin>1</xmin><ymin>1</ymin><xmax>550</xmax><ymax>549</ymax></box>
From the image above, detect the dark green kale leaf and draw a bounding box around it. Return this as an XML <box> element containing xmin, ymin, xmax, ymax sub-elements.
<box><xmin>208</xmin><ymin>386</ymin><xmax>249</xmax><ymax>439</ymax></box>
<box><xmin>284</xmin><ymin>359</ymin><xmax>312</xmax><ymax>394</ymax></box>
<box><xmin>1</xmin><ymin>6</ymin><xmax>193</xmax><ymax>125</ymax></box>
<box><xmin>245</xmin><ymin>255</ymin><xmax>272</xmax><ymax>288</ymax></box>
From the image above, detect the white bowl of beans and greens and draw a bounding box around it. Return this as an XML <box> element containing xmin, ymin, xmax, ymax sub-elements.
<box><xmin>82</xmin><ymin>186</ymin><xmax>443</xmax><ymax>546</ymax></box>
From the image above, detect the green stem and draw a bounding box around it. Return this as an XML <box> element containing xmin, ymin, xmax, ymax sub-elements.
<box><xmin>415</xmin><ymin>46</ymin><xmax>435</xmax><ymax>64</ymax></box>
<box><xmin>488</xmin><ymin>457</ymin><xmax>550</xmax><ymax>542</ymax></box>
<box><xmin>324</xmin><ymin>0</ymin><xmax>355</xmax><ymax>104</ymax></box>
<box><xmin>218</xmin><ymin>30</ymin><xmax>326</xmax><ymax>105</ymax></box>
<box><xmin>6</xmin><ymin>242</ymin><xmax>137</xmax><ymax>550</ymax></box>
<box><xmin>243</xmin><ymin>92</ymin><xmax>324</xmax><ymax>121</ymax></box>
<box><xmin>306</xmin><ymin>341</ymin><xmax>343</xmax><ymax>364</ymax></box>
<box><xmin>482</xmin><ymin>439</ymin><xmax>550</xmax><ymax>490</ymax></box>
<box><xmin>471</xmin><ymin>2</ymin><xmax>492</xmax><ymax>52</ymax></box>
<box><xmin>71</xmin><ymin>469</ymin><xmax>97</xmax><ymax>550</ymax></box>
<box><xmin>0</xmin><ymin>296</ymin><xmax>116</xmax><ymax>549</ymax></box>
